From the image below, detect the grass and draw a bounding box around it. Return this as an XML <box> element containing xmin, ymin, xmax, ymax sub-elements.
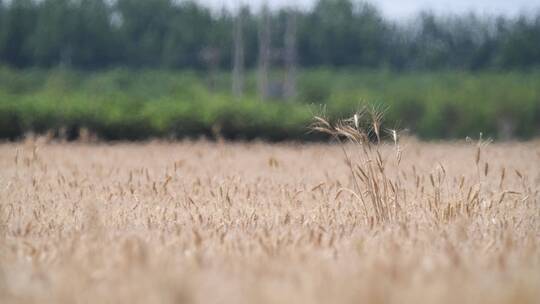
<box><xmin>0</xmin><ymin>126</ymin><xmax>538</xmax><ymax>303</ymax></box>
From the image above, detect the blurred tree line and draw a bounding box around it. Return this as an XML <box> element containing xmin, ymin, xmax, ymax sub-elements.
<box><xmin>0</xmin><ymin>0</ymin><xmax>539</xmax><ymax>70</ymax></box>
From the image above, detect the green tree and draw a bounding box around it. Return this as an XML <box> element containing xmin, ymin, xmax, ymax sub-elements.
<box><xmin>0</xmin><ymin>1</ymin><xmax>5</xmax><ymax>63</ymax></box>
<box><xmin>31</xmin><ymin>0</ymin><xmax>76</xmax><ymax>67</ymax></box>
<box><xmin>298</xmin><ymin>0</ymin><xmax>387</xmax><ymax>67</ymax></box>
<box><xmin>116</xmin><ymin>0</ymin><xmax>175</xmax><ymax>67</ymax></box>
<box><xmin>1</xmin><ymin>0</ymin><xmax>37</xmax><ymax>67</ymax></box>
<box><xmin>71</xmin><ymin>0</ymin><xmax>118</xmax><ymax>68</ymax></box>
<box><xmin>498</xmin><ymin>16</ymin><xmax>540</xmax><ymax>68</ymax></box>
<box><xmin>161</xmin><ymin>1</ymin><xmax>215</xmax><ymax>68</ymax></box>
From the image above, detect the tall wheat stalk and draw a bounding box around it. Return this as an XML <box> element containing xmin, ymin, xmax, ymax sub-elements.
<box><xmin>310</xmin><ymin>107</ymin><xmax>403</xmax><ymax>225</ymax></box>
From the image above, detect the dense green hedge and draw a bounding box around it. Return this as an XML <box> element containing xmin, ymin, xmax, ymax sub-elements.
<box><xmin>0</xmin><ymin>93</ymin><xmax>315</xmax><ymax>141</ymax></box>
<box><xmin>0</xmin><ymin>68</ymin><xmax>539</xmax><ymax>141</ymax></box>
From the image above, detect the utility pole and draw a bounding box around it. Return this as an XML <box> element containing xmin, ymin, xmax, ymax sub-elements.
<box><xmin>232</xmin><ymin>6</ymin><xmax>245</xmax><ymax>99</ymax></box>
<box><xmin>258</xmin><ymin>4</ymin><xmax>271</xmax><ymax>101</ymax></box>
<box><xmin>200</xmin><ymin>47</ymin><xmax>220</xmax><ymax>92</ymax></box>
<box><xmin>283</xmin><ymin>10</ymin><xmax>297</xmax><ymax>101</ymax></box>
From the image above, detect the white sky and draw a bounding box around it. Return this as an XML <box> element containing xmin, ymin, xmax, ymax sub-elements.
<box><xmin>200</xmin><ymin>0</ymin><xmax>540</xmax><ymax>19</ymax></box>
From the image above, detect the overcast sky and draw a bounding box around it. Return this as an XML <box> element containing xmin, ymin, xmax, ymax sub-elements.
<box><xmin>201</xmin><ymin>0</ymin><xmax>540</xmax><ymax>19</ymax></box>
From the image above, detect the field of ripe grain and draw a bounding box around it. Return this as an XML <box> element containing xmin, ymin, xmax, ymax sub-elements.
<box><xmin>0</xmin><ymin>139</ymin><xmax>539</xmax><ymax>304</ymax></box>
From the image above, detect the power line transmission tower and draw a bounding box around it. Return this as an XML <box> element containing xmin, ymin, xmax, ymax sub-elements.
<box><xmin>200</xmin><ymin>47</ymin><xmax>220</xmax><ymax>91</ymax></box>
<box><xmin>232</xmin><ymin>7</ymin><xmax>245</xmax><ymax>99</ymax></box>
<box><xmin>283</xmin><ymin>10</ymin><xmax>297</xmax><ymax>101</ymax></box>
<box><xmin>258</xmin><ymin>4</ymin><xmax>271</xmax><ymax>101</ymax></box>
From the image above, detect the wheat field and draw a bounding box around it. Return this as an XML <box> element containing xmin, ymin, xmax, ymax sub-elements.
<box><xmin>0</xmin><ymin>136</ymin><xmax>539</xmax><ymax>303</ymax></box>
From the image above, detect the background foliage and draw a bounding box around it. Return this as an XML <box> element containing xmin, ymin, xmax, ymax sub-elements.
<box><xmin>1</xmin><ymin>0</ymin><xmax>540</xmax><ymax>70</ymax></box>
<box><xmin>1</xmin><ymin>0</ymin><xmax>539</xmax><ymax>140</ymax></box>
<box><xmin>1</xmin><ymin>68</ymin><xmax>539</xmax><ymax>141</ymax></box>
